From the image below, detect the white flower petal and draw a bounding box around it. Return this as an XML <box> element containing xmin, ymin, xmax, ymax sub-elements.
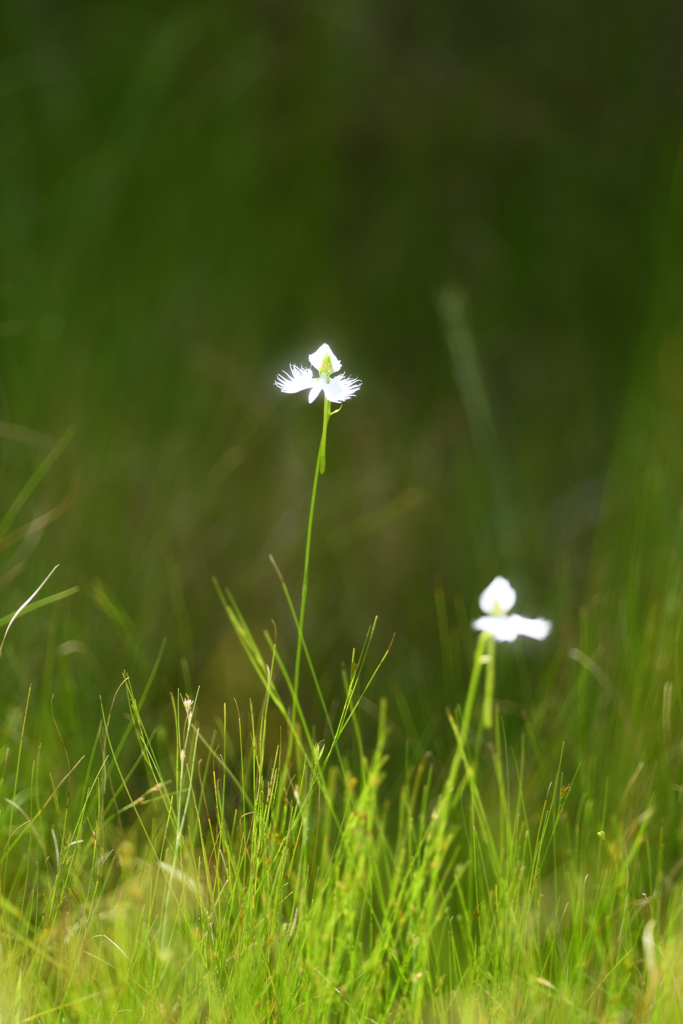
<box><xmin>472</xmin><ymin>615</ymin><xmax>521</xmax><ymax>643</ymax></box>
<box><xmin>323</xmin><ymin>373</ymin><xmax>362</xmax><ymax>403</ymax></box>
<box><xmin>309</xmin><ymin>343</ymin><xmax>342</xmax><ymax>373</ymax></box>
<box><xmin>307</xmin><ymin>381</ymin><xmax>324</xmax><ymax>404</ymax></box>
<box><xmin>472</xmin><ymin>613</ymin><xmax>552</xmax><ymax>643</ymax></box>
<box><xmin>478</xmin><ymin>575</ymin><xmax>517</xmax><ymax>615</ymax></box>
<box><xmin>275</xmin><ymin>365</ymin><xmax>314</xmax><ymax>394</ymax></box>
<box><xmin>508</xmin><ymin>614</ymin><xmax>552</xmax><ymax>641</ymax></box>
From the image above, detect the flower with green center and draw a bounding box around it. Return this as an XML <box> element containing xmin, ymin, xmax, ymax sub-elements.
<box><xmin>470</xmin><ymin>575</ymin><xmax>551</xmax><ymax>729</ymax></box>
<box><xmin>472</xmin><ymin>575</ymin><xmax>552</xmax><ymax>643</ymax></box>
<box><xmin>275</xmin><ymin>343</ymin><xmax>361</xmax><ymax>404</ymax></box>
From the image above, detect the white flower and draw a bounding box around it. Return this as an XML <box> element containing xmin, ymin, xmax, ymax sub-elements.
<box><xmin>472</xmin><ymin>575</ymin><xmax>552</xmax><ymax>643</ymax></box>
<box><xmin>275</xmin><ymin>343</ymin><xmax>361</xmax><ymax>404</ymax></box>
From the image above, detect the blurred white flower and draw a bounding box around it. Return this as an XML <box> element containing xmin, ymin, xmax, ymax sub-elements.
<box><xmin>275</xmin><ymin>343</ymin><xmax>361</xmax><ymax>404</ymax></box>
<box><xmin>472</xmin><ymin>575</ymin><xmax>552</xmax><ymax>643</ymax></box>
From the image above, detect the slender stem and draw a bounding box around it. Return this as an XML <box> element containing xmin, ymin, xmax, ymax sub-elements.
<box><xmin>290</xmin><ymin>397</ymin><xmax>331</xmax><ymax>744</ymax></box>
<box><xmin>320</xmin><ymin>395</ymin><xmax>331</xmax><ymax>474</ymax></box>
<box><xmin>482</xmin><ymin>633</ymin><xmax>497</xmax><ymax>728</ymax></box>
<box><xmin>458</xmin><ymin>630</ymin><xmax>489</xmax><ymax>763</ymax></box>
<box><xmin>419</xmin><ymin>631</ymin><xmax>489</xmax><ymax>936</ymax></box>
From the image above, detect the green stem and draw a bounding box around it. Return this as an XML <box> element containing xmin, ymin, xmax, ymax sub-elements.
<box><xmin>482</xmin><ymin>633</ymin><xmax>497</xmax><ymax>729</ymax></box>
<box><xmin>320</xmin><ymin>395</ymin><xmax>331</xmax><ymax>475</ymax></box>
<box><xmin>290</xmin><ymin>397</ymin><xmax>331</xmax><ymax>744</ymax></box>
<box><xmin>458</xmin><ymin>630</ymin><xmax>489</xmax><ymax>759</ymax></box>
<box><xmin>418</xmin><ymin>631</ymin><xmax>489</xmax><ymax>938</ymax></box>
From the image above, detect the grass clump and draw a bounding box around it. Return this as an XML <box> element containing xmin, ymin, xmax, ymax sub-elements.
<box><xmin>0</xmin><ymin>611</ymin><xmax>677</xmax><ymax>1024</ymax></box>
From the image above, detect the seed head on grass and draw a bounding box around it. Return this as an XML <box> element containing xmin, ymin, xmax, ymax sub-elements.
<box><xmin>274</xmin><ymin>342</ymin><xmax>361</xmax><ymax>404</ymax></box>
<box><xmin>472</xmin><ymin>575</ymin><xmax>552</xmax><ymax>643</ymax></box>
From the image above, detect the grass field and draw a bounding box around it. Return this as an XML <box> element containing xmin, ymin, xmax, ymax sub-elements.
<box><xmin>0</xmin><ymin>294</ymin><xmax>682</xmax><ymax>1023</ymax></box>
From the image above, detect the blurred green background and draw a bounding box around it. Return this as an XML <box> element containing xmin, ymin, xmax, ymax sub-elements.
<box><xmin>1</xmin><ymin>0</ymin><xmax>682</xmax><ymax>773</ymax></box>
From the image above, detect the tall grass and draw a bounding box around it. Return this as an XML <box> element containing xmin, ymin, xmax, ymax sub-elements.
<box><xmin>0</xmin><ymin>595</ymin><xmax>678</xmax><ymax>1023</ymax></box>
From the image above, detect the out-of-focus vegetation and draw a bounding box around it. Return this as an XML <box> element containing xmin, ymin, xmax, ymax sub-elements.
<box><xmin>1</xmin><ymin>0</ymin><xmax>680</xmax><ymax>739</ymax></box>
